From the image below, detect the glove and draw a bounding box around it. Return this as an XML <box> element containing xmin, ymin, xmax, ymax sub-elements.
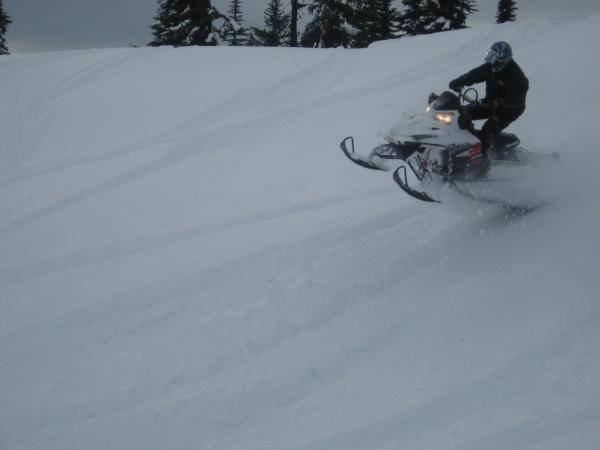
<box><xmin>449</xmin><ymin>77</ymin><xmax>464</xmax><ymax>93</ymax></box>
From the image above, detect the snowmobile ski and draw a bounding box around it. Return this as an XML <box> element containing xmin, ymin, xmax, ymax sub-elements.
<box><xmin>393</xmin><ymin>165</ymin><xmax>440</xmax><ymax>203</ymax></box>
<box><xmin>340</xmin><ymin>136</ymin><xmax>387</xmax><ymax>171</ymax></box>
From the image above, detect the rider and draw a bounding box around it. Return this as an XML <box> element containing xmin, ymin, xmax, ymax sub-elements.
<box><xmin>448</xmin><ymin>41</ymin><xmax>529</xmax><ymax>160</ymax></box>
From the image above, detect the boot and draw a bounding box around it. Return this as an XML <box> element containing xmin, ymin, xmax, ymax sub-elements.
<box><xmin>479</xmin><ymin>139</ymin><xmax>495</xmax><ymax>175</ymax></box>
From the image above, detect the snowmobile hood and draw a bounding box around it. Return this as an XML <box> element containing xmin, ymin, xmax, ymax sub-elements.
<box><xmin>429</xmin><ymin>91</ymin><xmax>460</xmax><ymax>111</ymax></box>
<box><xmin>384</xmin><ymin>107</ymin><xmax>469</xmax><ymax>146</ymax></box>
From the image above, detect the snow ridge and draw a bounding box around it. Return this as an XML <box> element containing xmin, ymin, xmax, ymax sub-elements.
<box><xmin>0</xmin><ymin>16</ymin><xmax>599</xmax><ymax>450</ymax></box>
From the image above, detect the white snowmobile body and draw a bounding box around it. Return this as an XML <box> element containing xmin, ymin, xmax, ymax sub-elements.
<box><xmin>340</xmin><ymin>90</ymin><xmax>559</xmax><ymax>208</ymax></box>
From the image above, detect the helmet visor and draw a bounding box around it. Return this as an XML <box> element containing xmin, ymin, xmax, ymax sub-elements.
<box><xmin>485</xmin><ymin>48</ymin><xmax>508</xmax><ymax>71</ymax></box>
<box><xmin>485</xmin><ymin>48</ymin><xmax>499</xmax><ymax>64</ymax></box>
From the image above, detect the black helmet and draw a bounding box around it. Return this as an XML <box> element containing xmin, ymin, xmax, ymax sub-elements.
<box><xmin>485</xmin><ymin>41</ymin><xmax>512</xmax><ymax>72</ymax></box>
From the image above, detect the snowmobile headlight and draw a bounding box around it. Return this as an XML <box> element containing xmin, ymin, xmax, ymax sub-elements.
<box><xmin>435</xmin><ymin>113</ymin><xmax>454</xmax><ymax>124</ymax></box>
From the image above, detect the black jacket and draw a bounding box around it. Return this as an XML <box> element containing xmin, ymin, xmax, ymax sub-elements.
<box><xmin>457</xmin><ymin>60</ymin><xmax>529</xmax><ymax>108</ymax></box>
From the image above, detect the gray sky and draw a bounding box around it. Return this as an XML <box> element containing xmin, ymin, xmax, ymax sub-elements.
<box><xmin>5</xmin><ymin>0</ymin><xmax>600</xmax><ymax>53</ymax></box>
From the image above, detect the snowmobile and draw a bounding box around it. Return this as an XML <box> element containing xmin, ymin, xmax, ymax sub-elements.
<box><xmin>340</xmin><ymin>88</ymin><xmax>559</xmax><ymax>208</ymax></box>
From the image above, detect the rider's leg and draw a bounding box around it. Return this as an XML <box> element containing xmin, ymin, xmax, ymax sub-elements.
<box><xmin>483</xmin><ymin>106</ymin><xmax>526</xmax><ymax>152</ymax></box>
<box><xmin>459</xmin><ymin>103</ymin><xmax>494</xmax><ymax>139</ymax></box>
<box><xmin>480</xmin><ymin>117</ymin><xmax>501</xmax><ymax>153</ymax></box>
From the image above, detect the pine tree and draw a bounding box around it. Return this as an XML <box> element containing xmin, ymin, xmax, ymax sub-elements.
<box><xmin>290</xmin><ymin>0</ymin><xmax>302</xmax><ymax>46</ymax></box>
<box><xmin>374</xmin><ymin>0</ymin><xmax>401</xmax><ymax>40</ymax></box>
<box><xmin>223</xmin><ymin>0</ymin><xmax>248</xmax><ymax>45</ymax></box>
<box><xmin>0</xmin><ymin>0</ymin><xmax>11</xmax><ymax>55</ymax></box>
<box><xmin>349</xmin><ymin>0</ymin><xmax>375</xmax><ymax>47</ymax></box>
<box><xmin>398</xmin><ymin>0</ymin><xmax>437</xmax><ymax>36</ymax></box>
<box><xmin>150</xmin><ymin>0</ymin><xmax>221</xmax><ymax>47</ymax></box>
<box><xmin>253</xmin><ymin>0</ymin><xmax>291</xmax><ymax>47</ymax></box>
<box><xmin>438</xmin><ymin>0</ymin><xmax>477</xmax><ymax>30</ymax></box>
<box><xmin>351</xmin><ymin>0</ymin><xmax>400</xmax><ymax>47</ymax></box>
<box><xmin>398</xmin><ymin>0</ymin><xmax>476</xmax><ymax>36</ymax></box>
<box><xmin>496</xmin><ymin>0</ymin><xmax>517</xmax><ymax>23</ymax></box>
<box><xmin>301</xmin><ymin>0</ymin><xmax>354</xmax><ymax>48</ymax></box>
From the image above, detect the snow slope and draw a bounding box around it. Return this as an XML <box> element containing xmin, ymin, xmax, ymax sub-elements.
<box><xmin>1</xmin><ymin>16</ymin><xmax>599</xmax><ymax>450</ymax></box>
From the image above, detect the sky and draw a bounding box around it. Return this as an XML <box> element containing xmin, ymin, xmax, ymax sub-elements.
<box><xmin>4</xmin><ymin>0</ymin><xmax>600</xmax><ymax>53</ymax></box>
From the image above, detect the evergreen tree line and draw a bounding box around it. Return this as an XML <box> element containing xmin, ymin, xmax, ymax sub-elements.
<box><xmin>0</xmin><ymin>0</ymin><xmax>518</xmax><ymax>55</ymax></box>
<box><xmin>150</xmin><ymin>0</ymin><xmax>519</xmax><ymax>49</ymax></box>
<box><xmin>0</xmin><ymin>0</ymin><xmax>11</xmax><ymax>55</ymax></box>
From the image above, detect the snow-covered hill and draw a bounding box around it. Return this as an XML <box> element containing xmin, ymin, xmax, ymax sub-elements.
<box><xmin>1</xmin><ymin>16</ymin><xmax>599</xmax><ymax>450</ymax></box>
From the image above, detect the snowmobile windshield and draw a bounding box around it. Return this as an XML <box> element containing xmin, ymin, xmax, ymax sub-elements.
<box><xmin>431</xmin><ymin>91</ymin><xmax>460</xmax><ymax>111</ymax></box>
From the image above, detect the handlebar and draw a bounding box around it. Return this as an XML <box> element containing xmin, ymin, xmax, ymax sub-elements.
<box><xmin>461</xmin><ymin>87</ymin><xmax>479</xmax><ymax>106</ymax></box>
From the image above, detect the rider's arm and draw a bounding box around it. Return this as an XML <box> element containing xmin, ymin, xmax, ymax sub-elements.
<box><xmin>449</xmin><ymin>63</ymin><xmax>490</xmax><ymax>91</ymax></box>
<box><xmin>459</xmin><ymin>63</ymin><xmax>491</xmax><ymax>86</ymax></box>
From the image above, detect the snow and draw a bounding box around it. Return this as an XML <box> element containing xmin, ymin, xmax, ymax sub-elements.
<box><xmin>1</xmin><ymin>15</ymin><xmax>600</xmax><ymax>450</ymax></box>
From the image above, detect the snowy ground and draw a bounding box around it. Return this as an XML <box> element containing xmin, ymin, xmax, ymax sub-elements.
<box><xmin>1</xmin><ymin>16</ymin><xmax>599</xmax><ymax>450</ymax></box>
